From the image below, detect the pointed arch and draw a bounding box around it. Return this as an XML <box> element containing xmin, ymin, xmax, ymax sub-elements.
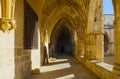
<box><xmin>50</xmin><ymin>18</ymin><xmax>75</xmax><ymax>56</ymax></box>
<box><xmin>50</xmin><ymin>17</ymin><xmax>74</xmax><ymax>43</ymax></box>
<box><xmin>104</xmin><ymin>32</ymin><xmax>110</xmax><ymax>53</ymax></box>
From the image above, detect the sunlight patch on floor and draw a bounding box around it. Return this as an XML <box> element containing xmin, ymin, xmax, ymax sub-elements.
<box><xmin>96</xmin><ymin>62</ymin><xmax>113</xmax><ymax>71</ymax></box>
<box><xmin>49</xmin><ymin>58</ymin><xmax>69</xmax><ymax>63</ymax></box>
<box><xmin>40</xmin><ymin>63</ymin><xmax>71</xmax><ymax>73</ymax></box>
<box><xmin>55</xmin><ymin>74</ymin><xmax>75</xmax><ymax>79</ymax></box>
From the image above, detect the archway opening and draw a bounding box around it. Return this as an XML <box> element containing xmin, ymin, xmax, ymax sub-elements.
<box><xmin>103</xmin><ymin>0</ymin><xmax>114</xmax><ymax>65</ymax></box>
<box><xmin>50</xmin><ymin>25</ymin><xmax>74</xmax><ymax>58</ymax></box>
<box><xmin>55</xmin><ymin>26</ymin><xmax>73</xmax><ymax>55</ymax></box>
<box><xmin>104</xmin><ymin>33</ymin><xmax>109</xmax><ymax>54</ymax></box>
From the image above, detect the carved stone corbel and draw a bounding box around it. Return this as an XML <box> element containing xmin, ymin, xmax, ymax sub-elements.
<box><xmin>0</xmin><ymin>0</ymin><xmax>16</xmax><ymax>32</ymax></box>
<box><xmin>0</xmin><ymin>18</ymin><xmax>16</xmax><ymax>32</ymax></box>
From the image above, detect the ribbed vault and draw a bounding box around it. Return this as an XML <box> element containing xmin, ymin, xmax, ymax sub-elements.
<box><xmin>41</xmin><ymin>0</ymin><xmax>90</xmax><ymax>42</ymax></box>
<box><xmin>50</xmin><ymin>17</ymin><xmax>74</xmax><ymax>42</ymax></box>
<box><xmin>50</xmin><ymin>17</ymin><xmax>75</xmax><ymax>55</ymax></box>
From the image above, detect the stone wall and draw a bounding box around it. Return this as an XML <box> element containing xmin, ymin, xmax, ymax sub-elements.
<box><xmin>0</xmin><ymin>0</ymin><xmax>41</xmax><ymax>79</ymax></box>
<box><xmin>14</xmin><ymin>0</ymin><xmax>31</xmax><ymax>79</ymax></box>
<box><xmin>14</xmin><ymin>0</ymin><xmax>41</xmax><ymax>79</ymax></box>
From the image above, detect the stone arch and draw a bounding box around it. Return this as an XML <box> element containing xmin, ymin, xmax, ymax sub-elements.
<box><xmin>111</xmin><ymin>0</ymin><xmax>120</xmax><ymax>76</ymax></box>
<box><xmin>56</xmin><ymin>26</ymin><xmax>73</xmax><ymax>54</ymax></box>
<box><xmin>42</xmin><ymin>0</ymin><xmax>89</xmax><ymax>19</ymax></box>
<box><xmin>41</xmin><ymin>0</ymin><xmax>88</xmax><ymax>43</ymax></box>
<box><xmin>50</xmin><ymin>17</ymin><xmax>74</xmax><ymax>40</ymax></box>
<box><xmin>104</xmin><ymin>32</ymin><xmax>110</xmax><ymax>53</ymax></box>
<box><xmin>49</xmin><ymin>17</ymin><xmax>76</xmax><ymax>56</ymax></box>
<box><xmin>44</xmin><ymin>12</ymin><xmax>77</xmax><ymax>43</ymax></box>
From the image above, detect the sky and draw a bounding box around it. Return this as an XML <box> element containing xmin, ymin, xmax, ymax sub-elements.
<box><xmin>103</xmin><ymin>0</ymin><xmax>114</xmax><ymax>14</ymax></box>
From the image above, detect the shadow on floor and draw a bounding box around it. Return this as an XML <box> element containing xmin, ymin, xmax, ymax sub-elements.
<box><xmin>30</xmin><ymin>54</ymin><xmax>100</xmax><ymax>79</ymax></box>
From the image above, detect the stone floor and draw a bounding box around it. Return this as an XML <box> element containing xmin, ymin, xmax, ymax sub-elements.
<box><xmin>30</xmin><ymin>54</ymin><xmax>100</xmax><ymax>79</ymax></box>
<box><xmin>104</xmin><ymin>55</ymin><xmax>114</xmax><ymax>65</ymax></box>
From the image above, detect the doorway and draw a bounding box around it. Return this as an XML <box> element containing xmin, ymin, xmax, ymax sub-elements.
<box><xmin>50</xmin><ymin>25</ymin><xmax>73</xmax><ymax>57</ymax></box>
<box><xmin>55</xmin><ymin>26</ymin><xmax>73</xmax><ymax>55</ymax></box>
<box><xmin>104</xmin><ymin>33</ymin><xmax>109</xmax><ymax>54</ymax></box>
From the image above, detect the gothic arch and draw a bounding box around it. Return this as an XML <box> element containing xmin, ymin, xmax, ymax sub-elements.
<box><xmin>42</xmin><ymin>0</ymin><xmax>89</xmax><ymax>19</ymax></box>
<box><xmin>41</xmin><ymin>0</ymin><xmax>89</xmax><ymax>43</ymax></box>
<box><xmin>44</xmin><ymin>12</ymin><xmax>77</xmax><ymax>43</ymax></box>
<box><xmin>50</xmin><ymin>17</ymin><xmax>74</xmax><ymax>44</ymax></box>
<box><xmin>50</xmin><ymin>18</ymin><xmax>75</xmax><ymax>56</ymax></box>
<box><xmin>104</xmin><ymin>32</ymin><xmax>110</xmax><ymax>53</ymax></box>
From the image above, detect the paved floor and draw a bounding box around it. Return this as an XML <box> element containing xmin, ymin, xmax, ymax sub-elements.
<box><xmin>104</xmin><ymin>55</ymin><xmax>114</xmax><ymax>65</ymax></box>
<box><xmin>30</xmin><ymin>54</ymin><xmax>100</xmax><ymax>79</ymax></box>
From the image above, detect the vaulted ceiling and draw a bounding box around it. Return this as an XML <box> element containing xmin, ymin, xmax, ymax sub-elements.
<box><xmin>27</xmin><ymin>0</ymin><xmax>100</xmax><ymax>42</ymax></box>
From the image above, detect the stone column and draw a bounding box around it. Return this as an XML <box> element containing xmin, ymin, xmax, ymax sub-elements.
<box><xmin>77</xmin><ymin>27</ymin><xmax>85</xmax><ymax>56</ymax></box>
<box><xmin>73</xmin><ymin>30</ymin><xmax>77</xmax><ymax>56</ymax></box>
<box><xmin>113</xmin><ymin>17</ymin><xmax>120</xmax><ymax>76</ymax></box>
<box><xmin>44</xmin><ymin>30</ymin><xmax>49</xmax><ymax>59</ymax></box>
<box><xmin>40</xmin><ymin>41</ymin><xmax>45</xmax><ymax>65</ymax></box>
<box><xmin>0</xmin><ymin>0</ymin><xmax>16</xmax><ymax>32</ymax></box>
<box><xmin>74</xmin><ymin>30</ymin><xmax>84</xmax><ymax>56</ymax></box>
<box><xmin>94</xmin><ymin>0</ymin><xmax>104</xmax><ymax>61</ymax></box>
<box><xmin>77</xmin><ymin>39</ymin><xmax>84</xmax><ymax>56</ymax></box>
<box><xmin>113</xmin><ymin>19</ymin><xmax>120</xmax><ymax>76</ymax></box>
<box><xmin>84</xmin><ymin>0</ymin><xmax>96</xmax><ymax>60</ymax></box>
<box><xmin>112</xmin><ymin>0</ymin><xmax>120</xmax><ymax>76</ymax></box>
<box><xmin>84</xmin><ymin>0</ymin><xmax>104</xmax><ymax>61</ymax></box>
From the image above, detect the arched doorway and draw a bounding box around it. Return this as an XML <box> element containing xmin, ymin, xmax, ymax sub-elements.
<box><xmin>55</xmin><ymin>26</ymin><xmax>73</xmax><ymax>55</ymax></box>
<box><xmin>50</xmin><ymin>25</ymin><xmax>74</xmax><ymax>57</ymax></box>
<box><xmin>104</xmin><ymin>33</ymin><xmax>109</xmax><ymax>54</ymax></box>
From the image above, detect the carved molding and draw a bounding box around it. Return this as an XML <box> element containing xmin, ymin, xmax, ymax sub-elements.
<box><xmin>0</xmin><ymin>18</ymin><xmax>16</xmax><ymax>32</ymax></box>
<box><xmin>0</xmin><ymin>0</ymin><xmax>16</xmax><ymax>32</ymax></box>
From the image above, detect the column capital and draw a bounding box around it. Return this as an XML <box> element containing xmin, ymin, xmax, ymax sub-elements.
<box><xmin>0</xmin><ymin>18</ymin><xmax>16</xmax><ymax>32</ymax></box>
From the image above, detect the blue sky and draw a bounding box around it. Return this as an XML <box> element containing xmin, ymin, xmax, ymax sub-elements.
<box><xmin>103</xmin><ymin>0</ymin><xmax>114</xmax><ymax>14</ymax></box>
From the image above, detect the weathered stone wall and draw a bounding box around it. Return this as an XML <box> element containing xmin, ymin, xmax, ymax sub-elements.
<box><xmin>14</xmin><ymin>0</ymin><xmax>31</xmax><ymax>79</ymax></box>
<box><xmin>14</xmin><ymin>0</ymin><xmax>41</xmax><ymax>79</ymax></box>
<box><xmin>0</xmin><ymin>0</ymin><xmax>41</xmax><ymax>79</ymax></box>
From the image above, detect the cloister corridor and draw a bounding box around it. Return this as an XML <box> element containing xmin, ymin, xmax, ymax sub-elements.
<box><xmin>0</xmin><ymin>0</ymin><xmax>120</xmax><ymax>79</ymax></box>
<box><xmin>30</xmin><ymin>54</ymin><xmax>100</xmax><ymax>79</ymax></box>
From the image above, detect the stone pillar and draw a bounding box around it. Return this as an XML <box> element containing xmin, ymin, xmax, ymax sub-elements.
<box><xmin>113</xmin><ymin>17</ymin><xmax>120</xmax><ymax>76</ymax></box>
<box><xmin>112</xmin><ymin>0</ymin><xmax>120</xmax><ymax>76</ymax></box>
<box><xmin>44</xmin><ymin>30</ymin><xmax>49</xmax><ymax>59</ymax></box>
<box><xmin>73</xmin><ymin>30</ymin><xmax>77</xmax><ymax>56</ymax></box>
<box><xmin>77</xmin><ymin>39</ymin><xmax>84</xmax><ymax>56</ymax></box>
<box><xmin>85</xmin><ymin>0</ymin><xmax>104</xmax><ymax>61</ymax></box>
<box><xmin>40</xmin><ymin>41</ymin><xmax>45</xmax><ymax>65</ymax></box>
<box><xmin>84</xmin><ymin>0</ymin><xmax>96</xmax><ymax>60</ymax></box>
<box><xmin>85</xmin><ymin>34</ymin><xmax>96</xmax><ymax>60</ymax></box>
<box><xmin>40</xmin><ymin>30</ymin><xmax>49</xmax><ymax>65</ymax></box>
<box><xmin>0</xmin><ymin>0</ymin><xmax>16</xmax><ymax>32</ymax></box>
<box><xmin>94</xmin><ymin>0</ymin><xmax>104</xmax><ymax>61</ymax></box>
<box><xmin>77</xmin><ymin>28</ymin><xmax>85</xmax><ymax>56</ymax></box>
